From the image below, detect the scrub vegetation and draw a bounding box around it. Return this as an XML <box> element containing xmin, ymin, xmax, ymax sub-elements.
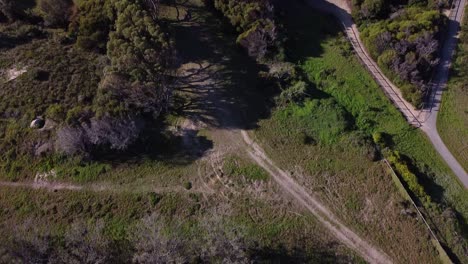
<box><xmin>0</xmin><ymin>0</ymin><xmax>466</xmax><ymax>262</ymax></box>
<box><xmin>355</xmin><ymin>0</ymin><xmax>451</xmax><ymax>107</ymax></box>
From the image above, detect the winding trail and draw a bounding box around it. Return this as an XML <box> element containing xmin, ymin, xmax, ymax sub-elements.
<box><xmin>308</xmin><ymin>0</ymin><xmax>468</xmax><ymax>187</ymax></box>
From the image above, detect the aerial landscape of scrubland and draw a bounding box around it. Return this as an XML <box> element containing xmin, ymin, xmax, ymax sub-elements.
<box><xmin>0</xmin><ymin>0</ymin><xmax>466</xmax><ymax>263</ymax></box>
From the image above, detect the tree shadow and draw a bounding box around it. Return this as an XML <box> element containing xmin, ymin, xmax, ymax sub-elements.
<box><xmin>283</xmin><ymin>2</ymin><xmax>341</xmax><ymax>63</ymax></box>
<box><xmin>166</xmin><ymin>0</ymin><xmax>344</xmax><ymax>134</ymax></box>
<box><xmin>166</xmin><ymin>1</ymin><xmax>273</xmax><ymax>131</ymax></box>
<box><xmin>111</xmin><ymin>0</ymin><xmax>349</xmax><ymax>168</ymax></box>
<box><xmin>89</xmin><ymin>118</ymin><xmax>213</xmax><ymax>167</ymax></box>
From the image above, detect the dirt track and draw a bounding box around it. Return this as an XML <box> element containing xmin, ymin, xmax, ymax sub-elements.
<box><xmin>241</xmin><ymin>131</ymin><xmax>393</xmax><ymax>264</ymax></box>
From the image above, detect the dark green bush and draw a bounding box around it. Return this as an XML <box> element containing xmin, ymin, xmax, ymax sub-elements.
<box><xmin>211</xmin><ymin>0</ymin><xmax>282</xmax><ymax>60</ymax></box>
<box><xmin>361</xmin><ymin>7</ymin><xmax>444</xmax><ymax>107</ymax></box>
<box><xmin>37</xmin><ymin>0</ymin><xmax>74</xmax><ymax>28</ymax></box>
<box><xmin>71</xmin><ymin>0</ymin><xmax>115</xmax><ymax>52</ymax></box>
<box><xmin>183</xmin><ymin>181</ymin><xmax>192</xmax><ymax>190</ymax></box>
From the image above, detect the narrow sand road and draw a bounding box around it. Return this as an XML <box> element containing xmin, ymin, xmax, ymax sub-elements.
<box><xmin>308</xmin><ymin>0</ymin><xmax>468</xmax><ymax>187</ymax></box>
<box><xmin>0</xmin><ymin>180</ymin><xmax>210</xmax><ymax>194</ymax></box>
<box><xmin>241</xmin><ymin>131</ymin><xmax>393</xmax><ymax>264</ymax></box>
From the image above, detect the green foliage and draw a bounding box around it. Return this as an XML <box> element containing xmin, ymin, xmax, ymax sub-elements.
<box><xmin>56</xmin><ymin>162</ymin><xmax>112</xmax><ymax>183</ymax></box>
<box><xmin>352</xmin><ymin>0</ymin><xmax>449</xmax><ymax>21</ymax></box>
<box><xmin>107</xmin><ymin>3</ymin><xmax>172</xmax><ymax>83</ymax></box>
<box><xmin>148</xmin><ymin>192</ymin><xmax>162</xmax><ymax>206</ymax></box>
<box><xmin>280</xmin><ymin>5</ymin><xmax>468</xmax><ymax>261</ymax></box>
<box><xmin>372</xmin><ymin>131</ymin><xmax>384</xmax><ymax>146</ymax></box>
<box><xmin>71</xmin><ymin>0</ymin><xmax>115</xmax><ymax>52</ymax></box>
<box><xmin>276</xmin><ymin>80</ymin><xmax>310</xmax><ymax>106</ymax></box>
<box><xmin>37</xmin><ymin>0</ymin><xmax>73</xmax><ymax>28</ymax></box>
<box><xmin>65</xmin><ymin>105</ymin><xmax>87</xmax><ymax>125</ymax></box>
<box><xmin>95</xmin><ymin>0</ymin><xmax>174</xmax><ymax>118</ymax></box>
<box><xmin>0</xmin><ymin>0</ymin><xmax>36</xmax><ymax>22</ymax></box>
<box><xmin>0</xmin><ymin>0</ymin><xmax>175</xmax><ymax>170</ymax></box>
<box><xmin>211</xmin><ymin>0</ymin><xmax>281</xmax><ymax>60</ymax></box>
<box><xmin>274</xmin><ymin>98</ymin><xmax>350</xmax><ymax>145</ymax></box>
<box><xmin>224</xmin><ymin>157</ymin><xmax>269</xmax><ymax>181</ymax></box>
<box><xmin>360</xmin><ymin>7</ymin><xmax>445</xmax><ymax>107</ymax></box>
<box><xmin>46</xmin><ymin>104</ymin><xmax>65</xmax><ymax>122</ymax></box>
<box><xmin>387</xmin><ymin>151</ymin><xmax>431</xmax><ymax>205</ymax></box>
<box><xmin>184</xmin><ymin>181</ymin><xmax>192</xmax><ymax>190</ymax></box>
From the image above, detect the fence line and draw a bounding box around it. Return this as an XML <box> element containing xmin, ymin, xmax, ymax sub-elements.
<box><xmin>339</xmin><ymin>22</ymin><xmax>423</xmax><ymax>127</ymax></box>
<box><xmin>383</xmin><ymin>159</ymin><xmax>453</xmax><ymax>264</ymax></box>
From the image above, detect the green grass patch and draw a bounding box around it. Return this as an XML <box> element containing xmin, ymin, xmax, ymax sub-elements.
<box><xmin>224</xmin><ymin>156</ymin><xmax>269</xmax><ymax>181</ymax></box>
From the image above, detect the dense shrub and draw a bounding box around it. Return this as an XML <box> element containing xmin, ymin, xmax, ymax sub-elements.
<box><xmin>276</xmin><ymin>80</ymin><xmax>310</xmax><ymax>106</ymax></box>
<box><xmin>0</xmin><ymin>0</ymin><xmax>174</xmax><ymax>170</ymax></box>
<box><xmin>361</xmin><ymin>7</ymin><xmax>445</xmax><ymax>107</ymax></box>
<box><xmin>0</xmin><ymin>0</ymin><xmax>35</xmax><ymax>22</ymax></box>
<box><xmin>97</xmin><ymin>0</ymin><xmax>174</xmax><ymax>119</ymax></box>
<box><xmin>37</xmin><ymin>0</ymin><xmax>74</xmax><ymax>28</ymax></box>
<box><xmin>45</xmin><ymin>104</ymin><xmax>66</xmax><ymax>122</ymax></box>
<box><xmin>210</xmin><ymin>0</ymin><xmax>282</xmax><ymax>61</ymax></box>
<box><xmin>56</xmin><ymin>115</ymin><xmax>144</xmax><ymax>156</ymax></box>
<box><xmin>352</xmin><ymin>0</ymin><xmax>452</xmax><ymax>21</ymax></box>
<box><xmin>388</xmin><ymin>151</ymin><xmax>431</xmax><ymax>204</ymax></box>
<box><xmin>71</xmin><ymin>0</ymin><xmax>115</xmax><ymax>52</ymax></box>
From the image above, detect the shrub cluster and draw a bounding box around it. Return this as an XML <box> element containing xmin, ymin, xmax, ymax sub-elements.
<box><xmin>387</xmin><ymin>151</ymin><xmax>432</xmax><ymax>204</ymax></box>
<box><xmin>0</xmin><ymin>0</ymin><xmax>175</xmax><ymax>172</ymax></box>
<box><xmin>70</xmin><ymin>0</ymin><xmax>116</xmax><ymax>52</ymax></box>
<box><xmin>352</xmin><ymin>0</ymin><xmax>452</xmax><ymax>21</ymax></box>
<box><xmin>0</xmin><ymin>0</ymin><xmax>35</xmax><ymax>22</ymax></box>
<box><xmin>209</xmin><ymin>0</ymin><xmax>283</xmax><ymax>61</ymax></box>
<box><xmin>373</xmin><ymin>132</ymin><xmax>431</xmax><ymax>204</ymax></box>
<box><xmin>360</xmin><ymin>7</ymin><xmax>446</xmax><ymax>107</ymax></box>
<box><xmin>56</xmin><ymin>0</ymin><xmax>175</xmax><ymax>156</ymax></box>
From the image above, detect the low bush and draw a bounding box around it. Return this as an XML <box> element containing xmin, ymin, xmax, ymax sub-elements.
<box><xmin>387</xmin><ymin>151</ymin><xmax>431</xmax><ymax>205</ymax></box>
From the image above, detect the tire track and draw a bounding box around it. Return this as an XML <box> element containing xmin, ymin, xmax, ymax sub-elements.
<box><xmin>241</xmin><ymin>131</ymin><xmax>393</xmax><ymax>264</ymax></box>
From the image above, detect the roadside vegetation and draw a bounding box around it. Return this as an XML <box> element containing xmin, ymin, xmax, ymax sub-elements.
<box><xmin>250</xmin><ymin>1</ymin><xmax>468</xmax><ymax>262</ymax></box>
<box><xmin>354</xmin><ymin>0</ymin><xmax>450</xmax><ymax>107</ymax></box>
<box><xmin>438</xmin><ymin>5</ymin><xmax>468</xmax><ymax>171</ymax></box>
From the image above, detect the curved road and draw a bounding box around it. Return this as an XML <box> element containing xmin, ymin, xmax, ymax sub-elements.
<box><xmin>308</xmin><ymin>0</ymin><xmax>468</xmax><ymax>188</ymax></box>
